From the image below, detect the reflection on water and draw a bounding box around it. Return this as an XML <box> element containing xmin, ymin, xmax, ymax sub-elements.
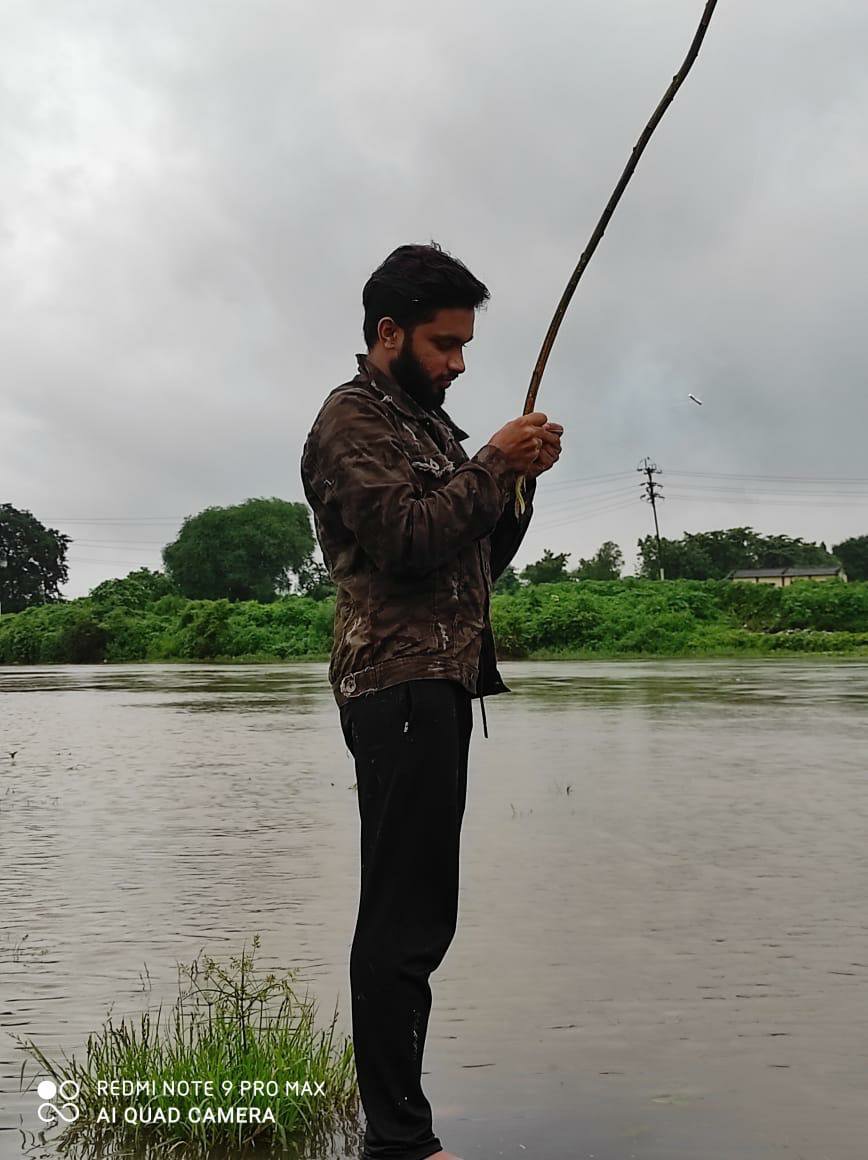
<box><xmin>1</xmin><ymin>660</ymin><xmax>867</xmax><ymax>1160</ymax></box>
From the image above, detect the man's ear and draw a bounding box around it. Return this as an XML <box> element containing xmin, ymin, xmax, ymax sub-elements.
<box><xmin>378</xmin><ymin>316</ymin><xmax>403</xmax><ymax>351</ymax></box>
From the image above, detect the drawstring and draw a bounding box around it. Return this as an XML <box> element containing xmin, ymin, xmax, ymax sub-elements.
<box><xmin>479</xmin><ymin>693</ymin><xmax>488</xmax><ymax>739</ymax></box>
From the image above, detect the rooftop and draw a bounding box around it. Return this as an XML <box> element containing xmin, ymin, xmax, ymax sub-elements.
<box><xmin>729</xmin><ymin>566</ymin><xmax>844</xmax><ymax>578</ymax></box>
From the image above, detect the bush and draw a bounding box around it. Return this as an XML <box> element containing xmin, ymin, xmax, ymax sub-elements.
<box><xmin>1</xmin><ymin>580</ymin><xmax>866</xmax><ymax>664</ymax></box>
<box><xmin>57</xmin><ymin>614</ymin><xmax>109</xmax><ymax>663</ymax></box>
<box><xmin>180</xmin><ymin>600</ymin><xmax>233</xmax><ymax>659</ymax></box>
<box><xmin>773</xmin><ymin>580</ymin><xmax>868</xmax><ymax>633</ymax></box>
<box><xmin>100</xmin><ymin>608</ymin><xmax>160</xmax><ymax>662</ymax></box>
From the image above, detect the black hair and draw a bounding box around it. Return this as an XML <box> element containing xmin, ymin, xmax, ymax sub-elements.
<box><xmin>362</xmin><ymin>242</ymin><xmax>490</xmax><ymax>349</ymax></box>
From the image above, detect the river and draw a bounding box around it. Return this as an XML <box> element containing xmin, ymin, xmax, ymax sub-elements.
<box><xmin>1</xmin><ymin>660</ymin><xmax>867</xmax><ymax>1159</ymax></box>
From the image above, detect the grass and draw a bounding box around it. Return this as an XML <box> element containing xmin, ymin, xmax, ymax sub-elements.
<box><xmin>0</xmin><ymin>932</ymin><xmax>49</xmax><ymax>965</ymax></box>
<box><xmin>15</xmin><ymin>936</ymin><xmax>361</xmax><ymax>1158</ymax></box>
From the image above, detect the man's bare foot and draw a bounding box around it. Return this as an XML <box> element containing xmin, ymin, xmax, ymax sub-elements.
<box><xmin>426</xmin><ymin>1152</ymin><xmax>463</xmax><ymax>1160</ymax></box>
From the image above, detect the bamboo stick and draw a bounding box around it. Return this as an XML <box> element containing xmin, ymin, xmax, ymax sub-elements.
<box><xmin>515</xmin><ymin>0</ymin><xmax>721</xmax><ymax>518</ymax></box>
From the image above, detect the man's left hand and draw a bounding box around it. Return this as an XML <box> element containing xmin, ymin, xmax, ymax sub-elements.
<box><xmin>525</xmin><ymin>422</ymin><xmax>563</xmax><ymax>479</ymax></box>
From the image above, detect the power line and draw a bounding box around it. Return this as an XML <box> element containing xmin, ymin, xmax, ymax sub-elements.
<box><xmin>535</xmin><ymin>478</ymin><xmax>868</xmax><ymax>507</ymax></box>
<box><xmin>47</xmin><ymin>518</ymin><xmax>183</xmax><ymax>525</ymax></box>
<box><xmin>71</xmin><ymin>539</ymin><xmax>168</xmax><ymax>547</ymax></box>
<box><xmin>666</xmin><ymin>492</ymin><xmax>867</xmax><ymax>508</ymax></box>
<box><xmin>530</xmin><ymin>485</ymin><xmax>641</xmax><ymax>519</ymax></box>
<box><xmin>665</xmin><ymin>482</ymin><xmax>868</xmax><ymax>497</ymax></box>
<box><xmin>667</xmin><ymin>469</ymin><xmax>868</xmax><ymax>484</ymax></box>
<box><xmin>69</xmin><ymin>547</ymin><xmax>162</xmax><ymax>556</ymax></box>
<box><xmin>41</xmin><ymin>467</ymin><xmax>868</xmax><ymax>524</ymax></box>
<box><xmin>532</xmin><ymin>497</ymin><xmax>641</xmax><ymax>534</ymax></box>
<box><xmin>68</xmin><ymin>558</ymin><xmax>159</xmax><ymax>567</ymax></box>
<box><xmin>538</xmin><ymin>470</ymin><xmax>635</xmax><ymax>492</ymax></box>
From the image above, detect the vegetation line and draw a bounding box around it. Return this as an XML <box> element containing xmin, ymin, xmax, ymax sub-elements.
<box><xmin>1</xmin><ymin>574</ymin><xmax>866</xmax><ymax>664</ymax></box>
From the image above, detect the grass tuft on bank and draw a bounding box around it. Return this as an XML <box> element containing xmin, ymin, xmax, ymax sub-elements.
<box><xmin>15</xmin><ymin>936</ymin><xmax>360</xmax><ymax>1157</ymax></box>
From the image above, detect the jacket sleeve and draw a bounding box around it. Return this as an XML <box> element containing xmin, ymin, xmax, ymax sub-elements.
<box><xmin>489</xmin><ymin>475</ymin><xmax>537</xmax><ymax>582</ymax></box>
<box><xmin>303</xmin><ymin>392</ymin><xmax>516</xmax><ymax>578</ymax></box>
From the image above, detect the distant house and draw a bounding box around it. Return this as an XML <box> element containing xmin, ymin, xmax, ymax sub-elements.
<box><xmin>728</xmin><ymin>565</ymin><xmax>847</xmax><ymax>587</ymax></box>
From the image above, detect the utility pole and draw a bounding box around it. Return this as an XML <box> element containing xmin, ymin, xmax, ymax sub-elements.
<box><xmin>638</xmin><ymin>458</ymin><xmax>665</xmax><ymax>580</ymax></box>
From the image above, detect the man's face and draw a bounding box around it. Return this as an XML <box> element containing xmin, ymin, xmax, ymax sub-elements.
<box><xmin>389</xmin><ymin>307</ymin><xmax>474</xmax><ymax>411</ymax></box>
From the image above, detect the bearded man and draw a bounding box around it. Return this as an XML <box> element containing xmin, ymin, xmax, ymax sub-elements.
<box><xmin>300</xmin><ymin>243</ymin><xmax>563</xmax><ymax>1160</ymax></box>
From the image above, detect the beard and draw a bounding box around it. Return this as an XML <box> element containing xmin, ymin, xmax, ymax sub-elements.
<box><xmin>389</xmin><ymin>339</ymin><xmax>446</xmax><ymax>412</ymax></box>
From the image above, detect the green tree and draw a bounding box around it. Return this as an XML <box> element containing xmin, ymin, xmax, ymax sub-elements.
<box><xmin>755</xmin><ymin>533</ymin><xmax>835</xmax><ymax>569</ymax></box>
<box><xmin>638</xmin><ymin>527</ymin><xmax>837</xmax><ymax>580</ymax></box>
<box><xmin>295</xmin><ymin>557</ymin><xmax>336</xmax><ymax>601</ymax></box>
<box><xmin>687</xmin><ymin>527</ymin><xmax>761</xmax><ymax>576</ymax></box>
<box><xmin>637</xmin><ymin>534</ymin><xmax>715</xmax><ymax>579</ymax></box>
<box><xmin>493</xmin><ymin>564</ymin><xmax>521</xmax><ymax>594</ymax></box>
<box><xmin>520</xmin><ymin>549</ymin><xmax>572</xmax><ymax>585</ymax></box>
<box><xmin>573</xmin><ymin>541</ymin><xmax>623</xmax><ymax>580</ymax></box>
<box><xmin>163</xmin><ymin>498</ymin><xmax>314</xmax><ymax>602</ymax></box>
<box><xmin>832</xmin><ymin>535</ymin><xmax>868</xmax><ymax>581</ymax></box>
<box><xmin>0</xmin><ymin>504</ymin><xmax>70</xmax><ymax>612</ymax></box>
<box><xmin>89</xmin><ymin>567</ymin><xmax>179</xmax><ymax>611</ymax></box>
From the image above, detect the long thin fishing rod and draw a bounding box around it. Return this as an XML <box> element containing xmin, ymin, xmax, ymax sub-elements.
<box><xmin>515</xmin><ymin>0</ymin><xmax>721</xmax><ymax>518</ymax></box>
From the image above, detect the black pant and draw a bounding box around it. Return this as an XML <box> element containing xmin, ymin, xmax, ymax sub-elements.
<box><xmin>340</xmin><ymin>678</ymin><xmax>473</xmax><ymax>1160</ymax></box>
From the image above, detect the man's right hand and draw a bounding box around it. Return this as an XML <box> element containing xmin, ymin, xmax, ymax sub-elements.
<box><xmin>487</xmin><ymin>412</ymin><xmax>563</xmax><ymax>474</ymax></box>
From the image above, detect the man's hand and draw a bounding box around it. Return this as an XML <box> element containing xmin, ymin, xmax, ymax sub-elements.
<box><xmin>487</xmin><ymin>413</ymin><xmax>564</xmax><ymax>476</ymax></box>
<box><xmin>525</xmin><ymin>421</ymin><xmax>563</xmax><ymax>478</ymax></box>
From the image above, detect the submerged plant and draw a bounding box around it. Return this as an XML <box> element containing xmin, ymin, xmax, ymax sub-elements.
<box><xmin>15</xmin><ymin>935</ymin><xmax>360</xmax><ymax>1158</ymax></box>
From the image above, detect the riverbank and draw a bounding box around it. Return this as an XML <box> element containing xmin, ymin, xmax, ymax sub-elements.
<box><xmin>1</xmin><ymin>579</ymin><xmax>866</xmax><ymax>664</ymax></box>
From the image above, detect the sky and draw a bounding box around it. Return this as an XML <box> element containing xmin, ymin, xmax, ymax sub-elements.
<box><xmin>2</xmin><ymin>0</ymin><xmax>867</xmax><ymax>597</ymax></box>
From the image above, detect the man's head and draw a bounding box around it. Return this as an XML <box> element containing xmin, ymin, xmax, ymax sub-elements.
<box><xmin>362</xmin><ymin>243</ymin><xmax>490</xmax><ymax>411</ymax></box>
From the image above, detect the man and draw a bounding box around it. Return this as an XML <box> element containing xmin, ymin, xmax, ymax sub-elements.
<box><xmin>300</xmin><ymin>244</ymin><xmax>563</xmax><ymax>1160</ymax></box>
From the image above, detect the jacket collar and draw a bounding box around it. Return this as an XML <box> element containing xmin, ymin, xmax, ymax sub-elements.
<box><xmin>354</xmin><ymin>353</ymin><xmax>470</xmax><ymax>442</ymax></box>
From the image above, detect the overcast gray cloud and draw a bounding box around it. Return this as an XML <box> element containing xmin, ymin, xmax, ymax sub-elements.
<box><xmin>2</xmin><ymin>0</ymin><xmax>867</xmax><ymax>596</ymax></box>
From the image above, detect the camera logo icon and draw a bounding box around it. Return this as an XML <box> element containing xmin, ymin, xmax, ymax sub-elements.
<box><xmin>36</xmin><ymin>1079</ymin><xmax>80</xmax><ymax>1124</ymax></box>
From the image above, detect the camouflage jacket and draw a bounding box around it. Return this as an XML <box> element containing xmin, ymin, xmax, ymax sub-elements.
<box><xmin>300</xmin><ymin>353</ymin><xmax>536</xmax><ymax>734</ymax></box>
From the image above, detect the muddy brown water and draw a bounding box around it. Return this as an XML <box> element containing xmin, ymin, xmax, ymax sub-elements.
<box><xmin>1</xmin><ymin>660</ymin><xmax>867</xmax><ymax>1159</ymax></box>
